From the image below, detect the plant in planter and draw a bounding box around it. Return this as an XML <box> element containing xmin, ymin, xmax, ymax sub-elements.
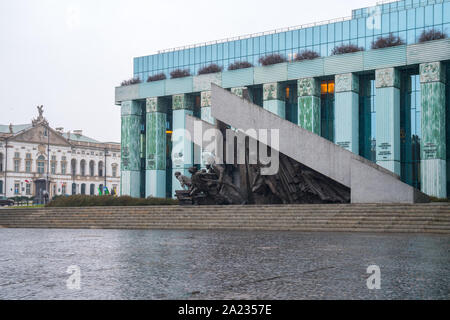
<box><xmin>331</xmin><ymin>44</ymin><xmax>364</xmax><ymax>55</ymax></box>
<box><xmin>198</xmin><ymin>64</ymin><xmax>223</xmax><ymax>75</ymax></box>
<box><xmin>170</xmin><ymin>69</ymin><xmax>191</xmax><ymax>79</ymax></box>
<box><xmin>121</xmin><ymin>77</ymin><xmax>141</xmax><ymax>86</ymax></box>
<box><xmin>228</xmin><ymin>61</ymin><xmax>254</xmax><ymax>71</ymax></box>
<box><xmin>418</xmin><ymin>29</ymin><xmax>448</xmax><ymax>43</ymax></box>
<box><xmin>147</xmin><ymin>73</ymin><xmax>167</xmax><ymax>82</ymax></box>
<box><xmin>258</xmin><ymin>54</ymin><xmax>287</xmax><ymax>66</ymax></box>
<box><xmin>294</xmin><ymin>50</ymin><xmax>320</xmax><ymax>62</ymax></box>
<box><xmin>371</xmin><ymin>33</ymin><xmax>405</xmax><ymax>49</ymax></box>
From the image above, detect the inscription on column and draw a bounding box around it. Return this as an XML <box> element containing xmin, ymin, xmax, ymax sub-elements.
<box><xmin>378</xmin><ymin>143</ymin><xmax>392</xmax><ymax>159</ymax></box>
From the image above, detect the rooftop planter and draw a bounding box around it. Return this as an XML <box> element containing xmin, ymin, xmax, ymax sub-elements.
<box><xmin>198</xmin><ymin>64</ymin><xmax>223</xmax><ymax>75</ymax></box>
<box><xmin>371</xmin><ymin>33</ymin><xmax>405</xmax><ymax>49</ymax></box>
<box><xmin>228</xmin><ymin>61</ymin><xmax>253</xmax><ymax>71</ymax></box>
<box><xmin>294</xmin><ymin>50</ymin><xmax>320</xmax><ymax>62</ymax></box>
<box><xmin>121</xmin><ymin>77</ymin><xmax>141</xmax><ymax>86</ymax></box>
<box><xmin>170</xmin><ymin>69</ymin><xmax>191</xmax><ymax>79</ymax></box>
<box><xmin>418</xmin><ymin>29</ymin><xmax>448</xmax><ymax>43</ymax></box>
<box><xmin>147</xmin><ymin>73</ymin><xmax>167</xmax><ymax>82</ymax></box>
<box><xmin>331</xmin><ymin>44</ymin><xmax>364</xmax><ymax>55</ymax></box>
<box><xmin>259</xmin><ymin>54</ymin><xmax>287</xmax><ymax>66</ymax></box>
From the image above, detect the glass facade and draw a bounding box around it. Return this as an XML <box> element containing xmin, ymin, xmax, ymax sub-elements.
<box><xmin>359</xmin><ymin>76</ymin><xmax>377</xmax><ymax>162</ymax></box>
<box><xmin>401</xmin><ymin>73</ymin><xmax>422</xmax><ymax>189</ymax></box>
<box><xmin>320</xmin><ymin>80</ymin><xmax>335</xmax><ymax>142</ymax></box>
<box><xmin>133</xmin><ymin>0</ymin><xmax>450</xmax><ymax>80</ymax></box>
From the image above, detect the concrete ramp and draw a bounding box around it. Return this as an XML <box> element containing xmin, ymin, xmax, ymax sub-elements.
<box><xmin>209</xmin><ymin>84</ymin><xmax>429</xmax><ymax>204</ymax></box>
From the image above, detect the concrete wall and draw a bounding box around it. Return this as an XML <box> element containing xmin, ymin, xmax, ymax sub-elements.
<box><xmin>210</xmin><ymin>84</ymin><xmax>429</xmax><ymax>204</ymax></box>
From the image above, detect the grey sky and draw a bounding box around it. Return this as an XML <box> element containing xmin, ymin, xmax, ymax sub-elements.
<box><xmin>0</xmin><ymin>0</ymin><xmax>376</xmax><ymax>143</ymax></box>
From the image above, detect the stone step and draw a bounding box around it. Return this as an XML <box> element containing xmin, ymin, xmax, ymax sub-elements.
<box><xmin>1</xmin><ymin>224</ymin><xmax>449</xmax><ymax>234</ymax></box>
<box><xmin>1</xmin><ymin>204</ymin><xmax>449</xmax><ymax>234</ymax></box>
<box><xmin>2</xmin><ymin>220</ymin><xmax>449</xmax><ymax>228</ymax></box>
<box><xmin>2</xmin><ymin>217</ymin><xmax>449</xmax><ymax>225</ymax></box>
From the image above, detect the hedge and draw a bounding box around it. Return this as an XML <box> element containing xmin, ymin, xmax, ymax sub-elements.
<box><xmin>46</xmin><ymin>195</ymin><xmax>179</xmax><ymax>207</ymax></box>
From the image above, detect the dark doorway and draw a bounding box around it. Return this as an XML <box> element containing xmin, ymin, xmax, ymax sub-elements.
<box><xmin>34</xmin><ymin>179</ymin><xmax>46</xmax><ymax>204</ymax></box>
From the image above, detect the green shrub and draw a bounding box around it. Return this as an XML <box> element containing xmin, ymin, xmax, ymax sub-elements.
<box><xmin>46</xmin><ymin>195</ymin><xmax>179</xmax><ymax>207</ymax></box>
<box><xmin>429</xmin><ymin>196</ymin><xmax>450</xmax><ymax>203</ymax></box>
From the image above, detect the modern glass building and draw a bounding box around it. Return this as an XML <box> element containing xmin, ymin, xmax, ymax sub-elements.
<box><xmin>116</xmin><ymin>0</ymin><xmax>450</xmax><ymax>199</ymax></box>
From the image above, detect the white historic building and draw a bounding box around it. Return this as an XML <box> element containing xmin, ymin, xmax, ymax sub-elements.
<box><xmin>0</xmin><ymin>107</ymin><xmax>120</xmax><ymax>201</ymax></box>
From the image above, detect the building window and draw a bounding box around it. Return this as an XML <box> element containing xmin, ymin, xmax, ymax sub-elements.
<box><xmin>26</xmin><ymin>160</ymin><xmax>32</xmax><ymax>173</ymax></box>
<box><xmin>89</xmin><ymin>161</ymin><xmax>95</xmax><ymax>176</ymax></box>
<box><xmin>62</xmin><ymin>184</ymin><xmax>66</xmax><ymax>195</ymax></box>
<box><xmin>321</xmin><ymin>80</ymin><xmax>335</xmax><ymax>142</ymax></box>
<box><xmin>359</xmin><ymin>76</ymin><xmax>376</xmax><ymax>162</ymax></box>
<box><xmin>80</xmin><ymin>160</ymin><xmax>86</xmax><ymax>176</ymax></box>
<box><xmin>26</xmin><ymin>183</ymin><xmax>31</xmax><ymax>195</ymax></box>
<box><xmin>61</xmin><ymin>162</ymin><xmax>66</xmax><ymax>174</ymax></box>
<box><xmin>37</xmin><ymin>155</ymin><xmax>45</xmax><ymax>174</ymax></box>
<box><xmin>112</xmin><ymin>165</ymin><xmax>117</xmax><ymax>177</ymax></box>
<box><xmin>52</xmin><ymin>184</ymin><xmax>56</xmax><ymax>197</ymax></box>
<box><xmin>72</xmin><ymin>183</ymin><xmax>77</xmax><ymax>195</ymax></box>
<box><xmin>71</xmin><ymin>159</ymin><xmax>77</xmax><ymax>175</ymax></box>
<box><xmin>51</xmin><ymin>161</ymin><xmax>56</xmax><ymax>174</ymax></box>
<box><xmin>14</xmin><ymin>159</ymin><xmax>20</xmax><ymax>173</ymax></box>
<box><xmin>98</xmin><ymin>161</ymin><xmax>104</xmax><ymax>177</ymax></box>
<box><xmin>0</xmin><ymin>153</ymin><xmax>3</xmax><ymax>172</ymax></box>
<box><xmin>14</xmin><ymin>152</ymin><xmax>20</xmax><ymax>158</ymax></box>
<box><xmin>90</xmin><ymin>184</ymin><xmax>95</xmax><ymax>195</ymax></box>
<box><xmin>0</xmin><ymin>180</ymin><xmax>3</xmax><ymax>194</ymax></box>
<box><xmin>81</xmin><ymin>183</ymin><xmax>86</xmax><ymax>195</ymax></box>
<box><xmin>400</xmin><ymin>73</ymin><xmax>422</xmax><ymax>190</ymax></box>
<box><xmin>14</xmin><ymin>182</ymin><xmax>20</xmax><ymax>195</ymax></box>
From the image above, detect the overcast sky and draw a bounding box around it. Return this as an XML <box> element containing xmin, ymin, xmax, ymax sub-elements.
<box><xmin>0</xmin><ymin>0</ymin><xmax>376</xmax><ymax>143</ymax></box>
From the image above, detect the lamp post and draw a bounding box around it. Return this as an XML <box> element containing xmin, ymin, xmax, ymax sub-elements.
<box><xmin>4</xmin><ymin>138</ymin><xmax>9</xmax><ymax>197</ymax></box>
<box><xmin>45</xmin><ymin>124</ymin><xmax>50</xmax><ymax>204</ymax></box>
<box><xmin>104</xmin><ymin>147</ymin><xmax>108</xmax><ymax>192</ymax></box>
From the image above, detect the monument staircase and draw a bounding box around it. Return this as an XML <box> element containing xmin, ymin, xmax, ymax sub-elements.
<box><xmin>0</xmin><ymin>203</ymin><xmax>449</xmax><ymax>234</ymax></box>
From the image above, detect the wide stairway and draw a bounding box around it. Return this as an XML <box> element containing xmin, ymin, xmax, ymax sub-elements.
<box><xmin>0</xmin><ymin>204</ymin><xmax>449</xmax><ymax>234</ymax></box>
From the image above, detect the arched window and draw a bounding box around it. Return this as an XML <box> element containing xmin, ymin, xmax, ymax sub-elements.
<box><xmin>98</xmin><ymin>161</ymin><xmax>104</xmax><ymax>177</ymax></box>
<box><xmin>81</xmin><ymin>183</ymin><xmax>86</xmax><ymax>195</ymax></box>
<box><xmin>37</xmin><ymin>155</ymin><xmax>45</xmax><ymax>174</ymax></box>
<box><xmin>71</xmin><ymin>183</ymin><xmax>77</xmax><ymax>195</ymax></box>
<box><xmin>112</xmin><ymin>164</ymin><xmax>118</xmax><ymax>177</ymax></box>
<box><xmin>71</xmin><ymin>159</ymin><xmax>77</xmax><ymax>175</ymax></box>
<box><xmin>0</xmin><ymin>153</ymin><xmax>3</xmax><ymax>172</ymax></box>
<box><xmin>80</xmin><ymin>160</ymin><xmax>86</xmax><ymax>176</ymax></box>
<box><xmin>89</xmin><ymin>161</ymin><xmax>95</xmax><ymax>176</ymax></box>
<box><xmin>90</xmin><ymin>184</ymin><xmax>95</xmax><ymax>195</ymax></box>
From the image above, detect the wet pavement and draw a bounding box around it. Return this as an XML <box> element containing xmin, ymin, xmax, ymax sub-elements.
<box><xmin>0</xmin><ymin>229</ymin><xmax>448</xmax><ymax>300</ymax></box>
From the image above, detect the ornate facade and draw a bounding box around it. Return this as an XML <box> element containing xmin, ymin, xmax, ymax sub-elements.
<box><xmin>0</xmin><ymin>108</ymin><xmax>120</xmax><ymax>201</ymax></box>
